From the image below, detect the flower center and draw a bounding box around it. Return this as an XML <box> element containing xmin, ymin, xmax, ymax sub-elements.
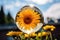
<box><xmin>24</xmin><ymin>17</ymin><xmax>32</xmax><ymax>24</ymax></box>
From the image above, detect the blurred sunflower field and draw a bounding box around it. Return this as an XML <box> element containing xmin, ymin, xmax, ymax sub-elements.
<box><xmin>6</xmin><ymin>25</ymin><xmax>56</xmax><ymax>40</ymax></box>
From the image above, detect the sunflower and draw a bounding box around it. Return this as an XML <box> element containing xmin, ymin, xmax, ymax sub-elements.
<box><xmin>31</xmin><ymin>32</ymin><xmax>37</xmax><ymax>37</ymax></box>
<box><xmin>24</xmin><ymin>34</ymin><xmax>29</xmax><ymax>38</ymax></box>
<box><xmin>43</xmin><ymin>25</ymin><xmax>56</xmax><ymax>31</ymax></box>
<box><xmin>16</xmin><ymin>7</ymin><xmax>41</xmax><ymax>31</ymax></box>
<box><xmin>37</xmin><ymin>32</ymin><xmax>49</xmax><ymax>37</ymax></box>
<box><xmin>6</xmin><ymin>31</ymin><xmax>23</xmax><ymax>36</ymax></box>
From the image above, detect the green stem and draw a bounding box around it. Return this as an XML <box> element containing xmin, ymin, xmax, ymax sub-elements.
<box><xmin>19</xmin><ymin>35</ymin><xmax>25</xmax><ymax>40</ymax></box>
<box><xmin>36</xmin><ymin>36</ymin><xmax>40</xmax><ymax>40</ymax></box>
<box><xmin>46</xmin><ymin>35</ymin><xmax>49</xmax><ymax>40</ymax></box>
<box><xmin>46</xmin><ymin>35</ymin><xmax>48</xmax><ymax>40</ymax></box>
<box><xmin>30</xmin><ymin>38</ymin><xmax>34</xmax><ymax>40</ymax></box>
<box><xmin>49</xmin><ymin>32</ymin><xmax>52</xmax><ymax>40</ymax></box>
<box><xmin>40</xmin><ymin>29</ymin><xmax>43</xmax><ymax>40</ymax></box>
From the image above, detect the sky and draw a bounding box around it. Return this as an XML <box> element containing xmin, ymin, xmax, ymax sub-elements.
<box><xmin>0</xmin><ymin>0</ymin><xmax>60</xmax><ymax>23</ymax></box>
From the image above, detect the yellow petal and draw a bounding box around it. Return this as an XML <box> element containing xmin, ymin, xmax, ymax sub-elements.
<box><xmin>24</xmin><ymin>34</ymin><xmax>29</xmax><ymax>38</ymax></box>
<box><xmin>6</xmin><ymin>31</ymin><xmax>23</xmax><ymax>36</ymax></box>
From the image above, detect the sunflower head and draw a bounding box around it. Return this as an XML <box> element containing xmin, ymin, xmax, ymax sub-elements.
<box><xmin>43</xmin><ymin>25</ymin><xmax>56</xmax><ymax>31</ymax></box>
<box><xmin>15</xmin><ymin>5</ymin><xmax>43</xmax><ymax>34</ymax></box>
<box><xmin>37</xmin><ymin>32</ymin><xmax>49</xmax><ymax>37</ymax></box>
<box><xmin>6</xmin><ymin>31</ymin><xmax>23</xmax><ymax>36</ymax></box>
